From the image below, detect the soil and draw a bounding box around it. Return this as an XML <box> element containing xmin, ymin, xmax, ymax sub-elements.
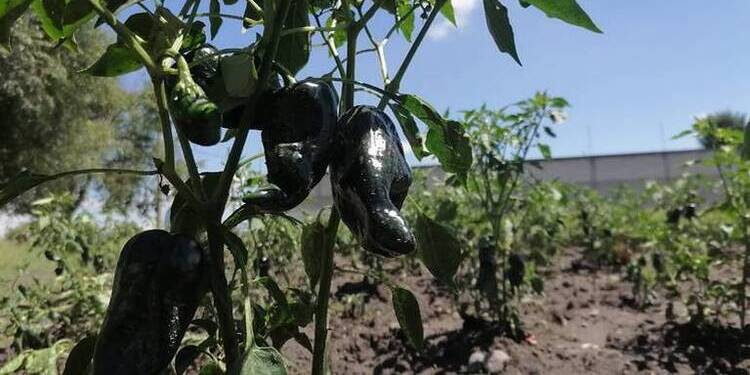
<box><xmin>281</xmin><ymin>247</ymin><xmax>750</xmax><ymax>374</ymax></box>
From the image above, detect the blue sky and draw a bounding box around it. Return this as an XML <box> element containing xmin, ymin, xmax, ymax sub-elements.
<box><xmin>121</xmin><ymin>0</ymin><xmax>750</xmax><ymax>170</ymax></box>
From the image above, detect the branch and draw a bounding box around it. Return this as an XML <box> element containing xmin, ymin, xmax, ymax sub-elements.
<box><xmin>313</xmin><ymin>12</ymin><xmax>345</xmax><ymax>78</ymax></box>
<box><xmin>87</xmin><ymin>0</ymin><xmax>158</xmax><ymax>75</ymax></box>
<box><xmin>356</xmin><ymin>6</ymin><xmax>388</xmax><ymax>84</ymax></box>
<box><xmin>324</xmin><ymin>48</ymin><xmax>376</xmax><ymax>77</ymax></box>
<box><xmin>384</xmin><ymin>4</ymin><xmax>418</xmax><ymax>42</ymax></box>
<box><xmin>377</xmin><ymin>0</ymin><xmax>448</xmax><ymax>109</ymax></box>
<box><xmin>1</xmin><ymin>168</ymin><xmax>158</xmax><ymax>207</ymax></box>
<box><xmin>281</xmin><ymin>25</ymin><xmax>343</xmax><ymax>36</ymax></box>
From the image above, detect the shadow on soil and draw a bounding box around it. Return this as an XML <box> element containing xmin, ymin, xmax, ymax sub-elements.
<box><xmin>619</xmin><ymin>320</ymin><xmax>750</xmax><ymax>374</ymax></box>
<box><xmin>372</xmin><ymin>315</ymin><xmax>513</xmax><ymax>374</ymax></box>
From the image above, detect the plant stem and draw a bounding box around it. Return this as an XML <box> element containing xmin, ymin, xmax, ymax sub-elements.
<box><xmin>87</xmin><ymin>0</ymin><xmax>158</xmax><ymax>75</ymax></box>
<box><xmin>202</xmin><ymin>1</ymin><xmax>291</xmax><ymax>371</ymax></box>
<box><xmin>151</xmin><ymin>78</ymin><xmax>202</xmax><ymax>207</ymax></box>
<box><xmin>342</xmin><ymin>28</ymin><xmax>358</xmax><ymax>111</ymax></box>
<box><xmin>311</xmin><ymin>14</ymin><xmax>365</xmax><ymax>370</ymax></box>
<box><xmin>205</xmin><ymin>223</ymin><xmax>241</xmax><ymax>372</ymax></box>
<box><xmin>313</xmin><ymin>12</ymin><xmax>346</xmax><ymax>78</ymax></box>
<box><xmin>281</xmin><ymin>25</ymin><xmax>343</xmax><ymax>36</ymax></box>
<box><xmin>377</xmin><ymin>0</ymin><xmax>447</xmax><ymax>110</ymax></box>
<box><xmin>312</xmin><ymin>209</ymin><xmax>340</xmax><ymax>375</ymax></box>
<box><xmin>152</xmin><ymin>79</ymin><xmax>176</xmax><ymax>169</ymax></box>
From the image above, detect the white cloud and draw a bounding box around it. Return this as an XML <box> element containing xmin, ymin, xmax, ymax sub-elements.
<box><xmin>428</xmin><ymin>0</ymin><xmax>480</xmax><ymax>40</ymax></box>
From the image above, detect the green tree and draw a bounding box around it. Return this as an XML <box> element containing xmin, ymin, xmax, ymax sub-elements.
<box><xmin>0</xmin><ymin>16</ymin><xmax>160</xmax><ymax>212</ymax></box>
<box><xmin>697</xmin><ymin>110</ymin><xmax>748</xmax><ymax>149</ymax></box>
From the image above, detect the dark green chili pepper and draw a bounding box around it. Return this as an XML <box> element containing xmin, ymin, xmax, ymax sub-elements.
<box><xmin>666</xmin><ymin>207</ymin><xmax>682</xmax><ymax>225</ymax></box>
<box><xmin>684</xmin><ymin>203</ymin><xmax>697</xmax><ymax>220</ymax></box>
<box><xmin>92</xmin><ymin>230</ymin><xmax>208</xmax><ymax>375</ymax></box>
<box><xmin>168</xmin><ymin>55</ymin><xmax>221</xmax><ymax>146</ymax></box>
<box><xmin>243</xmin><ymin>79</ymin><xmax>338</xmax><ymax>212</ymax></box>
<box><xmin>330</xmin><ymin>105</ymin><xmax>415</xmax><ymax>257</ymax></box>
<box><xmin>507</xmin><ymin>253</ymin><xmax>525</xmax><ymax>289</ymax></box>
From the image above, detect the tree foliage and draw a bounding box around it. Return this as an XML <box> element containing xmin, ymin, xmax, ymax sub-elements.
<box><xmin>0</xmin><ymin>16</ymin><xmax>159</xmax><ymax>212</ymax></box>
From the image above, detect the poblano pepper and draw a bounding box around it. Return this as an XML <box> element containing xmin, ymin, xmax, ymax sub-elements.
<box><xmin>242</xmin><ymin>79</ymin><xmax>338</xmax><ymax>212</ymax></box>
<box><xmin>92</xmin><ymin>230</ymin><xmax>208</xmax><ymax>375</ymax></box>
<box><xmin>168</xmin><ymin>55</ymin><xmax>221</xmax><ymax>146</ymax></box>
<box><xmin>331</xmin><ymin>105</ymin><xmax>415</xmax><ymax>257</ymax></box>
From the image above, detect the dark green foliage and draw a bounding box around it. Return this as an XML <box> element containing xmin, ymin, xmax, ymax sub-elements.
<box><xmin>0</xmin><ymin>17</ymin><xmax>159</xmax><ymax>212</ymax></box>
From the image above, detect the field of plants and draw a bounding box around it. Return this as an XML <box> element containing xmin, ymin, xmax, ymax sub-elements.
<box><xmin>0</xmin><ymin>0</ymin><xmax>748</xmax><ymax>374</ymax></box>
<box><xmin>3</xmin><ymin>98</ymin><xmax>750</xmax><ymax>374</ymax></box>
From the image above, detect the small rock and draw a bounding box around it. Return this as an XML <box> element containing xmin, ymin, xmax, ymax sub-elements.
<box><xmin>485</xmin><ymin>349</ymin><xmax>511</xmax><ymax>373</ymax></box>
<box><xmin>581</xmin><ymin>343</ymin><xmax>599</xmax><ymax>350</ymax></box>
<box><xmin>468</xmin><ymin>350</ymin><xmax>486</xmax><ymax>373</ymax></box>
<box><xmin>552</xmin><ymin>311</ymin><xmax>567</xmax><ymax>326</ymax></box>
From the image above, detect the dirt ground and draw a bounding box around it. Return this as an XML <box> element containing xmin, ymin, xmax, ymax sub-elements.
<box><xmin>282</xmin><ymin>247</ymin><xmax>750</xmax><ymax>374</ymax></box>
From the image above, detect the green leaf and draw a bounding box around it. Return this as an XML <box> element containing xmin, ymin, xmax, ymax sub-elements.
<box><xmin>222</xmin><ymin>228</ymin><xmax>250</xmax><ymax>270</ymax></box>
<box><xmin>243</xmin><ymin>0</ymin><xmax>262</xmax><ymax>27</ymax></box>
<box><xmin>275</xmin><ymin>0</ymin><xmax>310</xmax><ymax>74</ymax></box>
<box><xmin>255</xmin><ymin>276</ymin><xmax>287</xmax><ymax>306</ymax></box>
<box><xmin>175</xmin><ymin>345</ymin><xmax>203</xmax><ymax>375</ymax></box>
<box><xmin>0</xmin><ymin>351</ymin><xmax>30</xmax><ymax>374</ymax></box>
<box><xmin>81</xmin><ymin>43</ymin><xmax>142</xmax><ymax>77</ymax></box>
<box><xmin>221</xmin><ymin>52</ymin><xmax>258</xmax><ymax>98</ymax></box>
<box><xmin>399</xmin><ymin>94</ymin><xmax>472</xmax><ymax>178</ymax></box>
<box><xmin>240</xmin><ymin>346</ymin><xmax>287</xmax><ymax>375</ymax></box>
<box><xmin>425</xmin><ymin>120</ymin><xmax>472</xmax><ymax>181</ymax></box>
<box><xmin>376</xmin><ymin>0</ymin><xmax>396</xmax><ymax>14</ymax></box>
<box><xmin>482</xmin><ymin>0</ymin><xmax>521</xmax><ymax>65</ymax></box>
<box><xmin>440</xmin><ymin>0</ymin><xmax>456</xmax><ymax>26</ymax></box>
<box><xmin>672</xmin><ymin>129</ymin><xmax>694</xmax><ymax>140</ymax></box>
<box><xmin>415</xmin><ymin>213</ymin><xmax>462</xmax><ymax>286</ymax></box>
<box><xmin>0</xmin><ymin>170</ymin><xmax>53</xmax><ymax>208</ymax></box>
<box><xmin>121</xmin><ymin>12</ymin><xmax>154</xmax><ymax>42</ymax></box>
<box><xmin>300</xmin><ymin>217</ymin><xmax>326</xmax><ymax>289</ymax></box>
<box><xmin>0</xmin><ymin>0</ymin><xmax>33</xmax><ymax>51</ymax></box>
<box><xmin>31</xmin><ymin>0</ymin><xmax>66</xmax><ymax>40</ymax></box>
<box><xmin>182</xmin><ymin>21</ymin><xmax>207</xmax><ymax>52</ymax></box>
<box><xmin>390</xmin><ymin>103</ymin><xmax>428</xmax><ymax>160</ymax></box>
<box><xmin>399</xmin><ymin>94</ymin><xmax>446</xmax><ymax>130</ymax></box>
<box><xmin>538</xmin><ymin>143</ymin><xmax>551</xmax><ymax>159</ymax></box>
<box><xmin>63</xmin><ymin>0</ymin><xmax>95</xmax><ymax>29</ymax></box>
<box><xmin>62</xmin><ymin>336</ymin><xmax>96</xmax><ymax>375</ymax></box>
<box><xmin>396</xmin><ymin>0</ymin><xmax>414</xmax><ymax>41</ymax></box>
<box><xmin>199</xmin><ymin>361</ymin><xmax>225</xmax><ymax>375</ymax></box>
<box><xmin>522</xmin><ymin>0</ymin><xmax>601</xmax><ymax>33</ymax></box>
<box><xmin>391</xmin><ymin>287</ymin><xmax>424</xmax><ymax>350</ymax></box>
<box><xmin>209</xmin><ymin>0</ymin><xmax>222</xmax><ymax>38</ymax></box>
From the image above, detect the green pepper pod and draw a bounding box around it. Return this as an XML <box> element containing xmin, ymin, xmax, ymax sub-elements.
<box><xmin>168</xmin><ymin>55</ymin><xmax>222</xmax><ymax>146</ymax></box>
<box><xmin>331</xmin><ymin>105</ymin><xmax>415</xmax><ymax>257</ymax></box>
<box><xmin>92</xmin><ymin>230</ymin><xmax>208</xmax><ymax>375</ymax></box>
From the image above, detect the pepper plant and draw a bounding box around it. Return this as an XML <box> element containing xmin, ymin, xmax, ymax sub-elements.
<box><xmin>0</xmin><ymin>0</ymin><xmax>600</xmax><ymax>373</ymax></box>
